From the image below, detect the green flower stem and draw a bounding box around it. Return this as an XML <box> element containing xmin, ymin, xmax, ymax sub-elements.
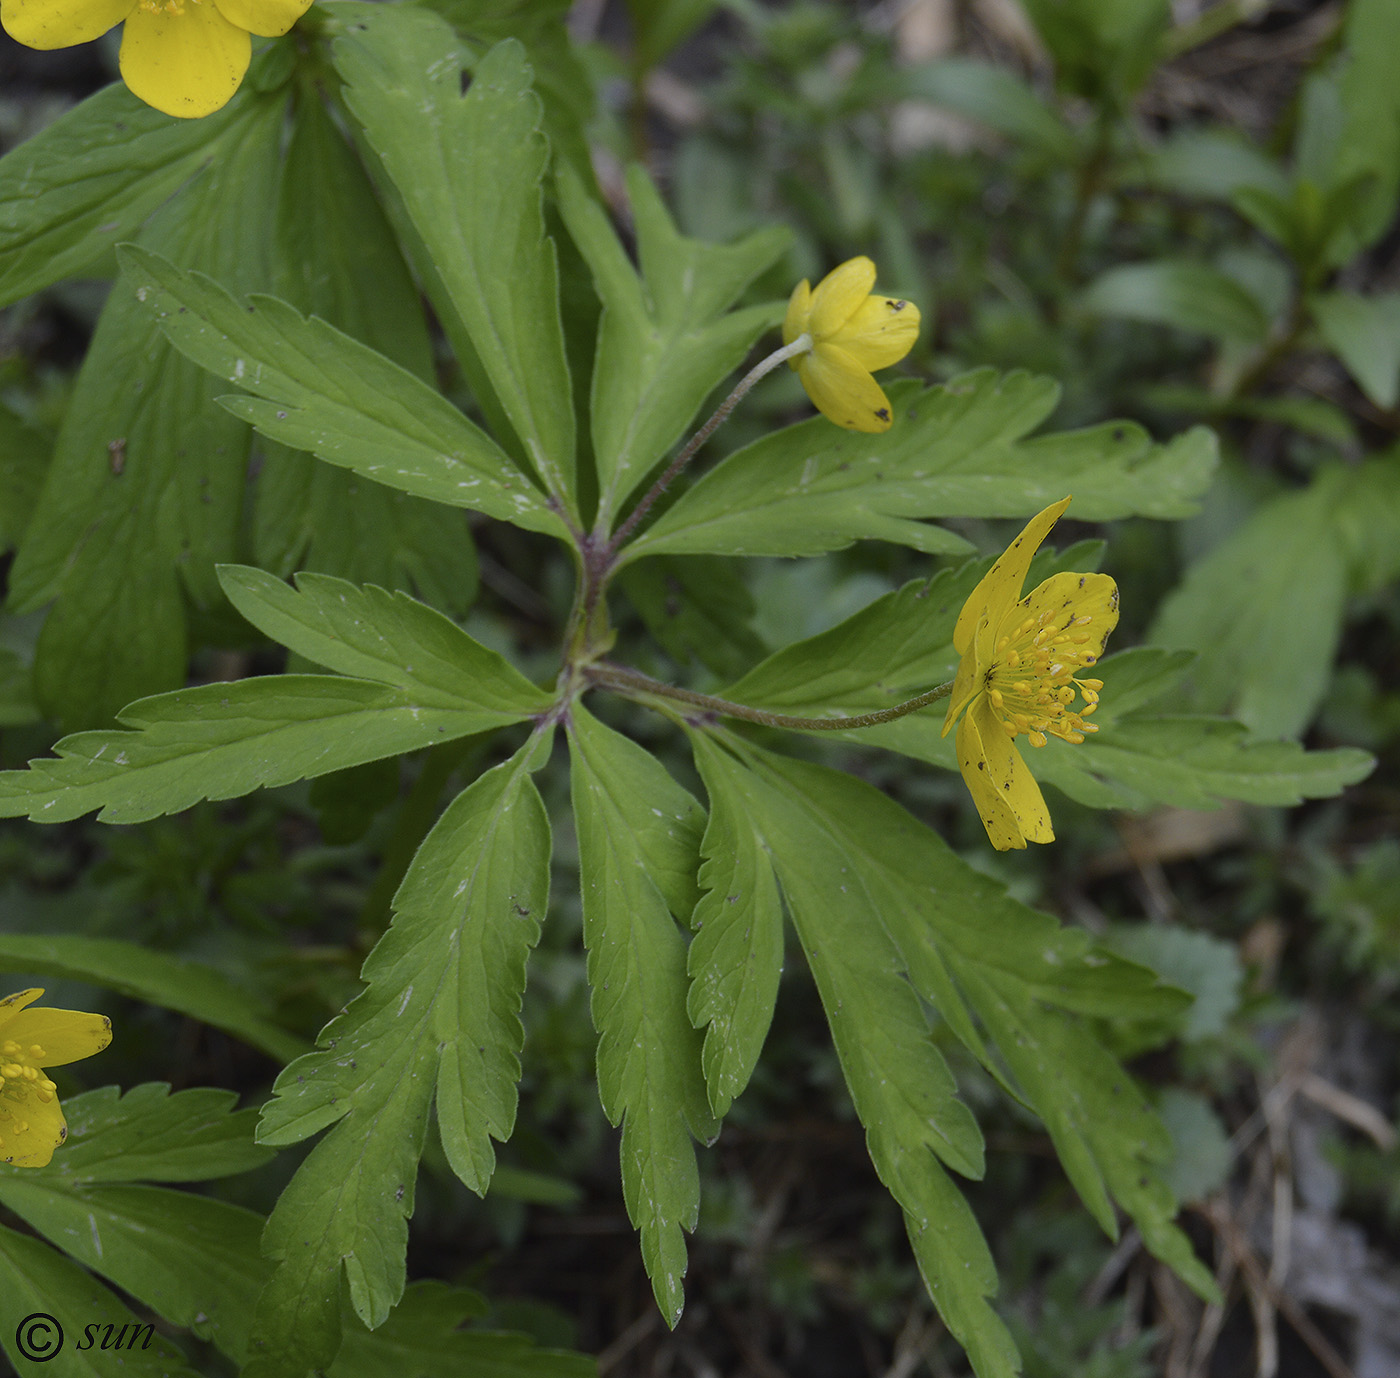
<box><xmin>565</xmin><ymin>333</ymin><xmax>814</xmax><ymax>665</ymax></box>
<box><xmin>585</xmin><ymin>661</ymin><xmax>954</xmax><ymax>730</ymax></box>
<box><xmin>604</xmin><ymin>332</ymin><xmax>814</xmax><ymax>557</ymax></box>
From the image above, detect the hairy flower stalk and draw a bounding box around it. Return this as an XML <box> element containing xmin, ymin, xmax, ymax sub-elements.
<box><xmin>942</xmin><ymin>497</ymin><xmax>1119</xmax><ymax>850</ymax></box>
<box><xmin>571</xmin><ymin>256</ymin><xmax>920</xmax><ymax>670</ymax></box>
<box><xmin>586</xmin><ymin>661</ymin><xmax>952</xmax><ymax>731</ymax></box>
<box><xmin>604</xmin><ymin>333</ymin><xmax>814</xmax><ymax>557</ymax></box>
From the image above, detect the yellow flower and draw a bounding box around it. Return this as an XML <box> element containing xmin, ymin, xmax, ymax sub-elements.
<box><xmin>782</xmin><ymin>256</ymin><xmax>920</xmax><ymax>433</ymax></box>
<box><xmin>941</xmin><ymin>498</ymin><xmax>1118</xmax><ymax>850</ymax></box>
<box><xmin>1</xmin><ymin>0</ymin><xmax>312</xmax><ymax>119</ymax></box>
<box><xmin>0</xmin><ymin>989</ymin><xmax>111</xmax><ymax>1168</ymax></box>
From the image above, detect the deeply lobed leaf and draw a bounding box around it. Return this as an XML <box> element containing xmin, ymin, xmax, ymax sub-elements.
<box><xmin>251</xmin><ymin>741</ymin><xmax>552</xmax><ymax>1376</ymax></box>
<box><xmin>119</xmin><ymin>246</ymin><xmax>566</xmax><ymax>539</ymax></box>
<box><xmin>622</xmin><ymin>372</ymin><xmax>1216</xmax><ymax>563</ymax></box>
<box><xmin>0</xmin><ymin>676</ymin><xmax>525</xmax><ymax>825</ymax></box>
<box><xmin>557</xmin><ymin>162</ymin><xmax>788</xmax><ymax>523</ymax></box>
<box><xmin>567</xmin><ymin>708</ymin><xmax>716</xmax><ymax>1326</ymax></box>
<box><xmin>332</xmin><ymin>14</ymin><xmax>578</xmax><ymax>505</ymax></box>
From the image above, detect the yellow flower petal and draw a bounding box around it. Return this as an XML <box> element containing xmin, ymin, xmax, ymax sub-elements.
<box><xmin>212</xmin><ymin>0</ymin><xmax>308</xmax><ymax>35</ymax></box>
<box><xmin>7</xmin><ymin>1008</ymin><xmax>114</xmax><ymax>1066</ymax></box>
<box><xmin>942</xmin><ymin>611</ymin><xmax>986</xmax><ymax>738</ymax></box>
<box><xmin>808</xmin><ymin>255</ymin><xmax>876</xmax><ymax>339</ymax></box>
<box><xmin>830</xmin><ymin>292</ymin><xmax>921</xmax><ymax>371</ymax></box>
<box><xmin>958</xmin><ymin>696</ymin><xmax>1054</xmax><ymax>850</ymax></box>
<box><xmin>1005</xmin><ymin>570</ymin><xmax>1120</xmax><ymax>665</ymax></box>
<box><xmin>0</xmin><ymin>989</ymin><xmax>44</xmax><ymax>1026</ymax></box>
<box><xmin>119</xmin><ymin>0</ymin><xmax>251</xmax><ymax>118</ymax></box>
<box><xmin>797</xmin><ymin>341</ymin><xmax>895</xmax><ymax>432</ymax></box>
<box><xmin>782</xmin><ymin>278</ymin><xmax>813</xmax><ymax>347</ymax></box>
<box><xmin>952</xmin><ymin>497</ymin><xmax>1073</xmax><ymax>661</ymax></box>
<box><xmin>1</xmin><ymin>0</ymin><xmax>130</xmax><ymax>49</ymax></box>
<box><xmin>0</xmin><ymin>1090</ymin><xmax>67</xmax><ymax>1168</ymax></box>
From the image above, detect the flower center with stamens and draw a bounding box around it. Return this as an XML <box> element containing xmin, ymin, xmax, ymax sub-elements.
<box><xmin>982</xmin><ymin>600</ymin><xmax>1109</xmax><ymax>749</ymax></box>
<box><xmin>138</xmin><ymin>0</ymin><xmax>198</xmax><ymax>14</ymax></box>
<box><xmin>0</xmin><ymin>1038</ymin><xmax>58</xmax><ymax>1153</ymax></box>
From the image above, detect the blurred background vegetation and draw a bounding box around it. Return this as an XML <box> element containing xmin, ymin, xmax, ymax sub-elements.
<box><xmin>3</xmin><ymin>1</ymin><xmax>1400</xmax><ymax>1374</ymax></box>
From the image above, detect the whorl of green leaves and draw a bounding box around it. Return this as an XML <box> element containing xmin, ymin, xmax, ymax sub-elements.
<box><xmin>0</xmin><ymin>7</ymin><xmax>1378</xmax><ymax>1377</ymax></box>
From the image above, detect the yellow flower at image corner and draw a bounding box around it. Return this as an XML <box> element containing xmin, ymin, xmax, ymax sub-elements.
<box><xmin>782</xmin><ymin>256</ymin><xmax>921</xmax><ymax>433</ymax></box>
<box><xmin>1</xmin><ymin>0</ymin><xmax>313</xmax><ymax>118</ymax></box>
<box><xmin>0</xmin><ymin>988</ymin><xmax>111</xmax><ymax>1168</ymax></box>
<box><xmin>941</xmin><ymin>498</ymin><xmax>1119</xmax><ymax>851</ymax></box>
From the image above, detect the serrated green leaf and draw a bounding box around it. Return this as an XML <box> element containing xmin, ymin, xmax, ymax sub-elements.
<box><xmin>118</xmin><ymin>245</ymin><xmax>566</xmax><ymax>539</ymax></box>
<box><xmin>0</xmin><ymin>1224</ymin><xmax>201</xmax><ymax>1376</ymax></box>
<box><xmin>416</xmin><ymin>0</ymin><xmax>597</xmax><ymax>185</ymax></box>
<box><xmin>719</xmin><ymin>543</ymin><xmax>1371</xmax><ymax>812</ymax></box>
<box><xmin>7</xmin><ymin>92</ymin><xmax>286</xmax><ymax>731</ymax></box>
<box><xmin>623</xmin><ymin>372</ymin><xmax>1216</xmax><ymax>564</ymax></box>
<box><xmin>32</xmin><ymin>1084</ymin><xmax>271</xmax><ymax>1184</ymax></box>
<box><xmin>330</xmin><ymin>1281</ymin><xmax>595</xmax><ymax>1378</ymax></box>
<box><xmin>737</xmin><ymin>745</ymin><xmax>1217</xmax><ymax>1309</ymax></box>
<box><xmin>1082</xmin><ymin>259</ymin><xmax>1273</xmax><ymax>342</ymax></box>
<box><xmin>685</xmin><ymin>738</ymin><xmax>785</xmax><ymax>1118</ymax></box>
<box><xmin>0</xmin><ymin>82</ymin><xmax>243</xmax><ymax>307</ymax></box>
<box><xmin>0</xmin><ymin>1178</ymin><xmax>266</xmax><ymax>1362</ymax></box>
<box><xmin>259</xmin><ymin>91</ymin><xmax>477</xmax><ymax>608</ymax></box>
<box><xmin>250</xmin><ymin>741</ymin><xmax>551</xmax><ymax>1378</ymax></box>
<box><xmin>0</xmin><ymin>675</ymin><xmax>520</xmax><ymax>825</ymax></box>
<box><xmin>332</xmin><ymin>17</ymin><xmax>577</xmax><ymax>504</ymax></box>
<box><xmin>1033</xmin><ymin>717</ymin><xmax>1375</xmax><ymax>811</ymax></box>
<box><xmin>725</xmin><ymin>538</ymin><xmax>1104</xmax><ymax>716</ymax></box>
<box><xmin>217</xmin><ymin>566</ymin><xmax>549</xmax><ymax>713</ymax></box>
<box><xmin>567</xmin><ymin>707</ymin><xmax>715</xmax><ymax>1326</ymax></box>
<box><xmin>0</xmin><ymin>937</ymin><xmax>305</xmax><ymax>1065</ymax></box>
<box><xmin>687</xmin><ymin>738</ymin><xmax>1011</xmax><ymax>1376</ymax></box>
<box><xmin>557</xmin><ymin>163</ymin><xmax>788</xmax><ymax>521</ymax></box>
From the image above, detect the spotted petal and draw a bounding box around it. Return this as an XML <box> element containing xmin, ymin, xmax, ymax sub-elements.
<box><xmin>831</xmin><ymin>292</ymin><xmax>920</xmax><ymax>371</ymax></box>
<box><xmin>7</xmin><ymin>1008</ymin><xmax>113</xmax><ymax>1067</ymax></box>
<box><xmin>119</xmin><ymin>0</ymin><xmax>251</xmax><ymax>118</ymax></box>
<box><xmin>0</xmin><ymin>1090</ymin><xmax>67</xmax><ymax>1168</ymax></box>
<box><xmin>942</xmin><ymin>613</ymin><xmax>988</xmax><ymax>738</ymax></box>
<box><xmin>0</xmin><ymin>989</ymin><xmax>44</xmax><ymax>1029</ymax></box>
<box><xmin>808</xmin><ymin>255</ymin><xmax>876</xmax><ymax>339</ymax></box>
<box><xmin>0</xmin><ymin>0</ymin><xmax>130</xmax><ymax>47</ymax></box>
<box><xmin>1005</xmin><ymin>570</ymin><xmax>1120</xmax><ymax>665</ymax></box>
<box><xmin>797</xmin><ymin>341</ymin><xmax>894</xmax><ymax>432</ymax></box>
<box><xmin>952</xmin><ymin>497</ymin><xmax>1072</xmax><ymax>660</ymax></box>
<box><xmin>957</xmin><ymin>696</ymin><xmax>1054</xmax><ymax>850</ymax></box>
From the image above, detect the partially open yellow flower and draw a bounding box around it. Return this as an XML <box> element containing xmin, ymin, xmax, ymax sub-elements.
<box><xmin>941</xmin><ymin>498</ymin><xmax>1118</xmax><ymax>850</ymax></box>
<box><xmin>1</xmin><ymin>0</ymin><xmax>312</xmax><ymax>118</ymax></box>
<box><xmin>782</xmin><ymin>256</ymin><xmax>920</xmax><ymax>433</ymax></box>
<box><xmin>0</xmin><ymin>988</ymin><xmax>111</xmax><ymax>1168</ymax></box>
